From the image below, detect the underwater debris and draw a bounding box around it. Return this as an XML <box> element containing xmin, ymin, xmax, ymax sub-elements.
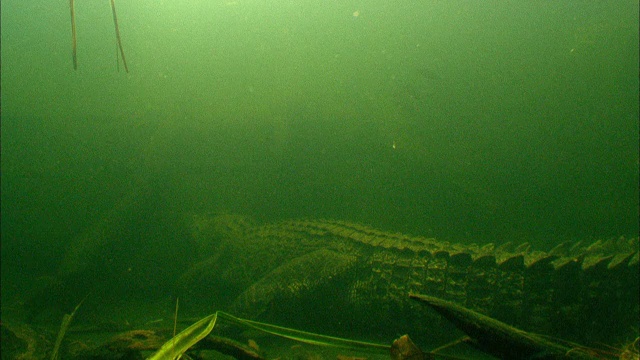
<box><xmin>336</xmin><ymin>355</ymin><xmax>368</xmax><ymax>360</ymax></box>
<box><xmin>409</xmin><ymin>293</ymin><xmax>626</xmax><ymax>360</ymax></box>
<box><xmin>197</xmin><ymin>335</ymin><xmax>265</xmax><ymax>360</ymax></box>
<box><xmin>618</xmin><ymin>337</ymin><xmax>639</xmax><ymax>360</ymax></box>
<box><xmin>390</xmin><ymin>335</ymin><xmax>428</xmax><ymax>360</ymax></box>
<box><xmin>1</xmin><ymin>322</ymin><xmax>50</xmax><ymax>360</ymax></box>
<box><xmin>105</xmin><ymin>329</ymin><xmax>165</xmax><ymax>351</ymax></box>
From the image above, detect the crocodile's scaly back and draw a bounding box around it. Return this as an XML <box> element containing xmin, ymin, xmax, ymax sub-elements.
<box><xmin>179</xmin><ymin>215</ymin><xmax>639</xmax><ymax>347</ymax></box>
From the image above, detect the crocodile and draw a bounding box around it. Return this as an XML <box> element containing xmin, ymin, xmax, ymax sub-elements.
<box><xmin>177</xmin><ymin>214</ymin><xmax>639</xmax><ymax>348</ymax></box>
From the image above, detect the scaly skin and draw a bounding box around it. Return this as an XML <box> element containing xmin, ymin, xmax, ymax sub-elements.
<box><xmin>179</xmin><ymin>214</ymin><xmax>639</xmax><ymax>347</ymax></box>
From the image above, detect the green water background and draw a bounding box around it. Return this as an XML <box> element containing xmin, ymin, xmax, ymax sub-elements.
<box><xmin>1</xmin><ymin>0</ymin><xmax>638</xmax><ymax>318</ymax></box>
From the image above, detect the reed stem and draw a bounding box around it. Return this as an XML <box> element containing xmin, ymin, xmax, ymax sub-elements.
<box><xmin>70</xmin><ymin>0</ymin><xmax>77</xmax><ymax>70</ymax></box>
<box><xmin>110</xmin><ymin>0</ymin><xmax>129</xmax><ymax>73</ymax></box>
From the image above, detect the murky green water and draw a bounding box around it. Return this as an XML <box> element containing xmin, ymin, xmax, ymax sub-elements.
<box><xmin>1</xmin><ymin>1</ymin><xmax>638</xmax><ymax>358</ymax></box>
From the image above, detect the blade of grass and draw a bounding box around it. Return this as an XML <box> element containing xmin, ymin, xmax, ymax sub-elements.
<box><xmin>147</xmin><ymin>312</ymin><xmax>218</xmax><ymax>360</ymax></box>
<box><xmin>218</xmin><ymin>312</ymin><xmax>390</xmax><ymax>352</ymax></box>
<box><xmin>150</xmin><ymin>310</ymin><xmax>391</xmax><ymax>360</ymax></box>
<box><xmin>173</xmin><ymin>298</ymin><xmax>179</xmax><ymax>337</ymax></box>
<box><xmin>50</xmin><ymin>295</ymin><xmax>88</xmax><ymax>360</ymax></box>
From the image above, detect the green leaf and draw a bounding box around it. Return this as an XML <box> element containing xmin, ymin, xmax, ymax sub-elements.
<box><xmin>147</xmin><ymin>312</ymin><xmax>218</xmax><ymax>360</ymax></box>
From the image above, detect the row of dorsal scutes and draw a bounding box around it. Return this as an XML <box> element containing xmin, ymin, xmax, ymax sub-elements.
<box><xmin>276</xmin><ymin>218</ymin><xmax>541</xmax><ymax>270</ymax></box>
<box><xmin>288</xmin><ymin>218</ymin><xmax>449</xmax><ymax>252</ymax></box>
<box><xmin>554</xmin><ymin>236</ymin><xmax>639</xmax><ymax>270</ymax></box>
<box><xmin>254</xmin><ymin>218</ymin><xmax>639</xmax><ymax>273</ymax></box>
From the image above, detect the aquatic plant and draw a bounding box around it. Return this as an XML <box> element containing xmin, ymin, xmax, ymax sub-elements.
<box><xmin>147</xmin><ymin>311</ymin><xmax>389</xmax><ymax>360</ymax></box>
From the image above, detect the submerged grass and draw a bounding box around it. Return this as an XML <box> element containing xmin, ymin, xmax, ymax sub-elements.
<box><xmin>148</xmin><ymin>312</ymin><xmax>218</xmax><ymax>360</ymax></box>
<box><xmin>147</xmin><ymin>311</ymin><xmax>390</xmax><ymax>360</ymax></box>
<box><xmin>50</xmin><ymin>295</ymin><xmax>87</xmax><ymax>360</ymax></box>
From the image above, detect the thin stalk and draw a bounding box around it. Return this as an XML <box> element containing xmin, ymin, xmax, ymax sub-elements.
<box><xmin>116</xmin><ymin>41</ymin><xmax>120</xmax><ymax>72</ymax></box>
<box><xmin>70</xmin><ymin>0</ymin><xmax>77</xmax><ymax>70</ymax></box>
<box><xmin>110</xmin><ymin>0</ymin><xmax>129</xmax><ymax>73</ymax></box>
<box><xmin>50</xmin><ymin>295</ymin><xmax>88</xmax><ymax>360</ymax></box>
<box><xmin>173</xmin><ymin>297</ymin><xmax>179</xmax><ymax>337</ymax></box>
